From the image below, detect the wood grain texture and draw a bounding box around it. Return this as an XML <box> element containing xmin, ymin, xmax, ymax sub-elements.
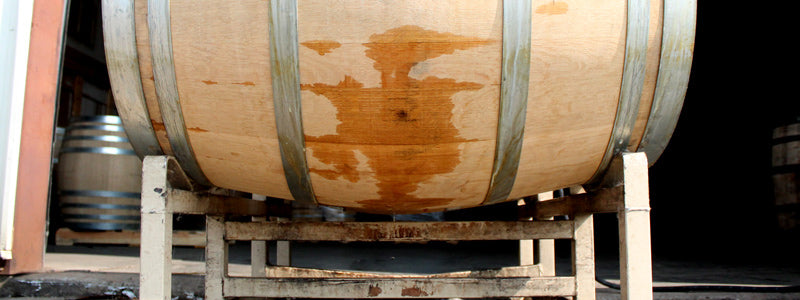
<box><xmin>298</xmin><ymin>0</ymin><xmax>501</xmax><ymax>213</ymax></box>
<box><xmin>122</xmin><ymin>0</ymin><xmax>681</xmax><ymax>213</ymax></box>
<box><xmin>149</xmin><ymin>0</ymin><xmax>211</xmax><ymax>185</ymax></box>
<box><xmin>169</xmin><ymin>0</ymin><xmax>292</xmax><ymax>198</ymax></box>
<box><xmin>511</xmin><ymin>0</ymin><xmax>629</xmax><ymax>199</ymax></box>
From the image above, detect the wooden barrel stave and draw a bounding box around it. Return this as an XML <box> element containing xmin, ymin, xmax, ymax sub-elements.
<box><xmin>104</xmin><ymin>0</ymin><xmax>695</xmax><ymax>214</ymax></box>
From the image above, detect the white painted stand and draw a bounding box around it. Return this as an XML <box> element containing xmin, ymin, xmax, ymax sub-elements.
<box><xmin>618</xmin><ymin>153</ymin><xmax>654</xmax><ymax>300</ymax></box>
<box><xmin>139</xmin><ymin>156</ymin><xmax>175</xmax><ymax>300</ymax></box>
<box><xmin>139</xmin><ymin>156</ymin><xmax>281</xmax><ymax>300</ymax></box>
<box><xmin>139</xmin><ymin>152</ymin><xmax>653</xmax><ymax>300</ymax></box>
<box><xmin>250</xmin><ymin>194</ymin><xmax>267</xmax><ymax>278</ymax></box>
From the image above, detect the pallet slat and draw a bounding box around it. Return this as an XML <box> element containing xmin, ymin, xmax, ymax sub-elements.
<box><xmin>225</xmin><ymin>220</ymin><xmax>574</xmax><ymax>242</ymax></box>
<box><xmin>223</xmin><ymin>276</ymin><xmax>576</xmax><ymax>298</ymax></box>
<box><xmin>54</xmin><ymin>228</ymin><xmax>205</xmax><ymax>247</ymax></box>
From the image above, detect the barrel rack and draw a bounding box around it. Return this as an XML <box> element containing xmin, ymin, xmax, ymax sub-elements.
<box><xmin>139</xmin><ymin>152</ymin><xmax>653</xmax><ymax>300</ymax></box>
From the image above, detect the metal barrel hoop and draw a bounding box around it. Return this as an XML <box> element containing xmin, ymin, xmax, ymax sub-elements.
<box><xmin>59</xmin><ymin>189</ymin><xmax>142</xmax><ymax>199</ymax></box>
<box><xmin>70</xmin><ymin>115</ymin><xmax>123</xmax><ymax>125</ymax></box>
<box><xmin>65</xmin><ymin>124</ymin><xmax>126</xmax><ymax>133</ymax></box>
<box><xmin>588</xmin><ymin>0</ymin><xmax>651</xmax><ymax>184</ymax></box>
<box><xmin>482</xmin><ymin>0</ymin><xmax>533</xmax><ymax>205</ymax></box>
<box><xmin>636</xmin><ymin>0</ymin><xmax>697</xmax><ymax>165</ymax></box>
<box><xmin>61</xmin><ymin>214</ymin><xmax>140</xmax><ymax>221</ymax></box>
<box><xmin>101</xmin><ymin>0</ymin><xmax>163</xmax><ymax>158</ymax></box>
<box><xmin>62</xmin><ymin>135</ymin><xmax>130</xmax><ymax>143</ymax></box>
<box><xmin>61</xmin><ymin>203</ymin><xmax>141</xmax><ymax>210</ymax></box>
<box><xmin>148</xmin><ymin>0</ymin><xmax>211</xmax><ymax>186</ymax></box>
<box><xmin>269</xmin><ymin>0</ymin><xmax>318</xmax><ymax>205</ymax></box>
<box><xmin>59</xmin><ymin>147</ymin><xmax>138</xmax><ymax>156</ymax></box>
<box><xmin>64</xmin><ymin>222</ymin><xmax>141</xmax><ymax>231</ymax></box>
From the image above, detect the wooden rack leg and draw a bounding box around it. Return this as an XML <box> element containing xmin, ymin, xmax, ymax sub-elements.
<box><xmin>251</xmin><ymin>226</ymin><xmax>267</xmax><ymax>277</ymax></box>
<box><xmin>519</xmin><ymin>198</ymin><xmax>534</xmax><ymax>266</ymax></box>
<box><xmin>573</xmin><ymin>213</ymin><xmax>595</xmax><ymax>299</ymax></box>
<box><xmin>251</xmin><ymin>194</ymin><xmax>267</xmax><ymax>277</ymax></box>
<box><xmin>140</xmin><ymin>156</ymin><xmax>174</xmax><ymax>300</ymax></box>
<box><xmin>206</xmin><ymin>215</ymin><xmax>227</xmax><ymax>300</ymax></box>
<box><xmin>519</xmin><ymin>191</ymin><xmax>554</xmax><ymax>273</ymax></box>
<box><xmin>519</xmin><ymin>238</ymin><xmax>534</xmax><ymax>265</ymax></box>
<box><xmin>619</xmin><ymin>152</ymin><xmax>653</xmax><ymax>300</ymax></box>
<box><xmin>535</xmin><ymin>191</ymin><xmax>556</xmax><ymax>276</ymax></box>
<box><xmin>275</xmin><ymin>217</ymin><xmax>291</xmax><ymax>266</ymax></box>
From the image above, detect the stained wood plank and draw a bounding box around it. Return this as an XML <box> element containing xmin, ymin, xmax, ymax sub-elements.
<box><xmin>225</xmin><ymin>221</ymin><xmax>574</xmax><ymax>241</ymax></box>
<box><xmin>264</xmin><ymin>265</ymin><xmax>542</xmax><ymax>279</ymax></box>
<box><xmin>223</xmin><ymin>276</ymin><xmax>576</xmax><ymax>298</ymax></box>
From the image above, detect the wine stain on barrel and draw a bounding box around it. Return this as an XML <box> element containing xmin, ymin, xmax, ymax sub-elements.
<box><xmin>301</xmin><ymin>40</ymin><xmax>342</xmax><ymax>56</ymax></box>
<box><xmin>151</xmin><ymin>120</ymin><xmax>166</xmax><ymax>131</ymax></box>
<box><xmin>302</xmin><ymin>25</ymin><xmax>490</xmax><ymax>213</ymax></box>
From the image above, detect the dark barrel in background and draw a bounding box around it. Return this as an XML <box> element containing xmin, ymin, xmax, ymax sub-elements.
<box><xmin>772</xmin><ymin>118</ymin><xmax>800</xmax><ymax>232</ymax></box>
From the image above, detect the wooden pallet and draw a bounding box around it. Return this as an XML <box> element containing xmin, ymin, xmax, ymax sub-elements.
<box><xmin>55</xmin><ymin>227</ymin><xmax>205</xmax><ymax>247</ymax></box>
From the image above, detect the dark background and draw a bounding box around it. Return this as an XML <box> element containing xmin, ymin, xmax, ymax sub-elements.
<box><xmin>599</xmin><ymin>0</ymin><xmax>799</xmax><ymax>262</ymax></box>
<box><xmin>54</xmin><ymin>0</ymin><xmax>798</xmax><ymax>264</ymax></box>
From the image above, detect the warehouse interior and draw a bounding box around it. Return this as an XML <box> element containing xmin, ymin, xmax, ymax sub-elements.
<box><xmin>1</xmin><ymin>0</ymin><xmax>798</xmax><ymax>298</ymax></box>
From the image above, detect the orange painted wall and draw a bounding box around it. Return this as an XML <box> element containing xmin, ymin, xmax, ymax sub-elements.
<box><xmin>1</xmin><ymin>0</ymin><xmax>65</xmax><ymax>275</ymax></box>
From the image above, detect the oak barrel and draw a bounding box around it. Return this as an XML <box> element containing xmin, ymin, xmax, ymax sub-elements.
<box><xmin>57</xmin><ymin>116</ymin><xmax>142</xmax><ymax>230</ymax></box>
<box><xmin>772</xmin><ymin>121</ymin><xmax>800</xmax><ymax>231</ymax></box>
<box><xmin>103</xmin><ymin>0</ymin><xmax>696</xmax><ymax>214</ymax></box>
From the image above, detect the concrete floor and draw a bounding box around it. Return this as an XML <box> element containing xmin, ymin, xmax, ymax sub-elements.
<box><xmin>1</xmin><ymin>239</ymin><xmax>799</xmax><ymax>299</ymax></box>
